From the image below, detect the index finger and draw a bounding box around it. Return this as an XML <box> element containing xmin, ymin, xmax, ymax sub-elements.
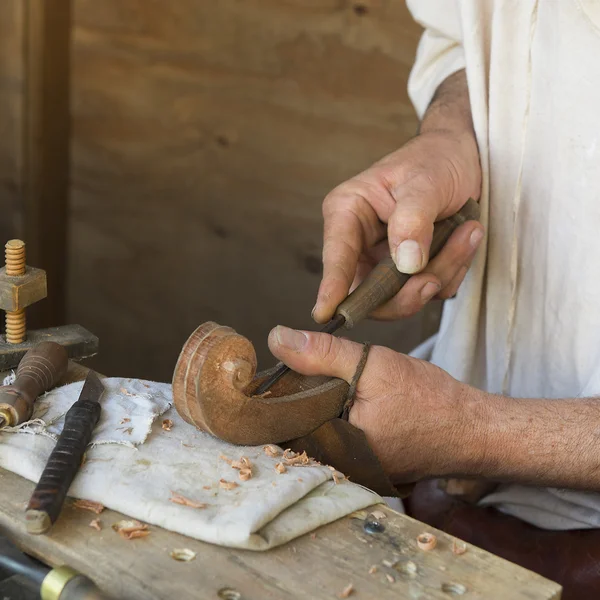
<box><xmin>314</xmin><ymin>202</ymin><xmax>383</xmax><ymax>323</ymax></box>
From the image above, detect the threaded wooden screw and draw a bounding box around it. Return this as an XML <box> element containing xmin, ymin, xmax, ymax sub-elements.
<box><xmin>5</xmin><ymin>240</ymin><xmax>26</xmax><ymax>344</ymax></box>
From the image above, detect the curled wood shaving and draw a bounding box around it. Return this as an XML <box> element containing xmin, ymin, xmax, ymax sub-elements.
<box><xmin>238</xmin><ymin>468</ymin><xmax>252</xmax><ymax>481</ymax></box>
<box><xmin>263</xmin><ymin>445</ymin><xmax>280</xmax><ymax>457</ymax></box>
<box><xmin>417</xmin><ymin>532</ymin><xmax>437</xmax><ymax>551</ymax></box>
<box><xmin>338</xmin><ymin>583</ymin><xmax>354</xmax><ymax>598</ymax></box>
<box><xmin>219</xmin><ymin>479</ymin><xmax>238</xmax><ymax>490</ymax></box>
<box><xmin>170</xmin><ymin>491</ymin><xmax>207</xmax><ymax>509</ymax></box>
<box><xmin>275</xmin><ymin>463</ymin><xmax>286</xmax><ymax>474</ymax></box>
<box><xmin>219</xmin><ymin>454</ymin><xmax>233</xmax><ymax>465</ymax></box>
<box><xmin>283</xmin><ymin>451</ymin><xmax>310</xmax><ymax>466</ymax></box>
<box><xmin>73</xmin><ymin>499</ymin><xmax>105</xmax><ymax>514</ymax></box>
<box><xmin>89</xmin><ymin>519</ymin><xmax>102</xmax><ymax>531</ymax></box>
<box><xmin>370</xmin><ymin>510</ymin><xmax>387</xmax><ymax>520</ymax></box>
<box><xmin>120</xmin><ymin>417</ymin><xmax>131</xmax><ymax>424</ymax></box>
<box><xmin>231</xmin><ymin>456</ymin><xmax>251</xmax><ymax>470</ymax></box>
<box><xmin>162</xmin><ymin>419</ymin><xmax>173</xmax><ymax>431</ymax></box>
<box><xmin>170</xmin><ymin>548</ymin><xmax>197</xmax><ymax>562</ymax></box>
<box><xmin>112</xmin><ymin>520</ymin><xmax>150</xmax><ymax>540</ymax></box>
<box><xmin>452</xmin><ymin>539</ymin><xmax>468</xmax><ymax>555</ymax></box>
<box><xmin>368</xmin><ymin>565</ymin><xmax>377</xmax><ymax>575</ymax></box>
<box><xmin>283</xmin><ymin>449</ymin><xmax>297</xmax><ymax>460</ymax></box>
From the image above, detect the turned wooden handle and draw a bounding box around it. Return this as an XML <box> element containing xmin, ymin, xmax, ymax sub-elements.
<box><xmin>336</xmin><ymin>197</ymin><xmax>481</xmax><ymax>328</ymax></box>
<box><xmin>0</xmin><ymin>342</ymin><xmax>68</xmax><ymax>427</ymax></box>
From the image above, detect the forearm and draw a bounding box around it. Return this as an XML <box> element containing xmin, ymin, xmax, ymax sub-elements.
<box><xmin>460</xmin><ymin>390</ymin><xmax>600</xmax><ymax>491</ymax></box>
<box><xmin>419</xmin><ymin>69</ymin><xmax>476</xmax><ymax>140</ymax></box>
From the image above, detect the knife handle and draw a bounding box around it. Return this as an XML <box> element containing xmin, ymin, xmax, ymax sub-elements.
<box><xmin>336</xmin><ymin>197</ymin><xmax>481</xmax><ymax>328</ymax></box>
<box><xmin>25</xmin><ymin>395</ymin><xmax>101</xmax><ymax>534</ymax></box>
<box><xmin>0</xmin><ymin>342</ymin><xmax>68</xmax><ymax>427</ymax></box>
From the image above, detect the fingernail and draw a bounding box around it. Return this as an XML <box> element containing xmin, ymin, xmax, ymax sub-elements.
<box><xmin>311</xmin><ymin>305</ymin><xmax>317</xmax><ymax>321</ymax></box>
<box><xmin>395</xmin><ymin>240</ymin><xmax>424</xmax><ymax>274</ymax></box>
<box><xmin>421</xmin><ymin>281</ymin><xmax>441</xmax><ymax>302</ymax></box>
<box><xmin>275</xmin><ymin>326</ymin><xmax>308</xmax><ymax>352</ymax></box>
<box><xmin>470</xmin><ymin>228</ymin><xmax>484</xmax><ymax>249</ymax></box>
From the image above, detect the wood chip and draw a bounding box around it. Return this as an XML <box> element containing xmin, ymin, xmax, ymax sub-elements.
<box><xmin>368</xmin><ymin>565</ymin><xmax>377</xmax><ymax>575</ymax></box>
<box><xmin>452</xmin><ymin>539</ymin><xmax>468</xmax><ymax>555</ymax></box>
<box><xmin>73</xmin><ymin>499</ymin><xmax>105</xmax><ymax>514</ymax></box>
<box><xmin>170</xmin><ymin>548</ymin><xmax>196</xmax><ymax>562</ymax></box>
<box><xmin>112</xmin><ymin>520</ymin><xmax>150</xmax><ymax>540</ymax></box>
<box><xmin>263</xmin><ymin>445</ymin><xmax>280</xmax><ymax>457</ymax></box>
<box><xmin>162</xmin><ymin>419</ymin><xmax>173</xmax><ymax>431</ymax></box>
<box><xmin>417</xmin><ymin>532</ymin><xmax>437</xmax><ymax>551</ymax></box>
<box><xmin>238</xmin><ymin>468</ymin><xmax>252</xmax><ymax>481</ymax></box>
<box><xmin>338</xmin><ymin>583</ymin><xmax>354</xmax><ymax>598</ymax></box>
<box><xmin>169</xmin><ymin>491</ymin><xmax>207</xmax><ymax>509</ymax></box>
<box><xmin>89</xmin><ymin>519</ymin><xmax>102</xmax><ymax>531</ymax></box>
<box><xmin>219</xmin><ymin>479</ymin><xmax>238</xmax><ymax>490</ymax></box>
<box><xmin>120</xmin><ymin>417</ymin><xmax>131</xmax><ymax>424</ymax></box>
<box><xmin>275</xmin><ymin>462</ymin><xmax>286</xmax><ymax>474</ymax></box>
<box><xmin>370</xmin><ymin>509</ymin><xmax>387</xmax><ymax>520</ymax></box>
<box><xmin>385</xmin><ymin>574</ymin><xmax>395</xmax><ymax>583</ymax></box>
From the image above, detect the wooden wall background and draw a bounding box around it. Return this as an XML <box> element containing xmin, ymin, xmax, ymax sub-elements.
<box><xmin>0</xmin><ymin>0</ymin><xmax>432</xmax><ymax>382</ymax></box>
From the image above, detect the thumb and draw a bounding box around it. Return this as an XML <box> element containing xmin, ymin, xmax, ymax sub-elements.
<box><xmin>267</xmin><ymin>326</ymin><xmax>363</xmax><ymax>382</ymax></box>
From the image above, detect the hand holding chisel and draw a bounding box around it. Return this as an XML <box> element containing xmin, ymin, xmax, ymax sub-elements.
<box><xmin>256</xmin><ymin>198</ymin><xmax>480</xmax><ymax>394</ymax></box>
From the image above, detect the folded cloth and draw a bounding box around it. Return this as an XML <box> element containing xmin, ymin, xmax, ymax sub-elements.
<box><xmin>0</xmin><ymin>377</ymin><xmax>380</xmax><ymax>550</ymax></box>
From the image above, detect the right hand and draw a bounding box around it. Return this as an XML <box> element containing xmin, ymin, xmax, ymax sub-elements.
<box><xmin>312</xmin><ymin>129</ymin><xmax>484</xmax><ymax>323</ymax></box>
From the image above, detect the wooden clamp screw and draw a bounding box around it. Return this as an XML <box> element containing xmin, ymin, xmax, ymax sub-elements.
<box><xmin>0</xmin><ymin>239</ymin><xmax>47</xmax><ymax>345</ymax></box>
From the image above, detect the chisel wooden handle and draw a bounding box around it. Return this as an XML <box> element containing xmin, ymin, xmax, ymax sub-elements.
<box><xmin>336</xmin><ymin>197</ymin><xmax>481</xmax><ymax>328</ymax></box>
<box><xmin>25</xmin><ymin>373</ymin><xmax>103</xmax><ymax>534</ymax></box>
<box><xmin>0</xmin><ymin>341</ymin><xmax>68</xmax><ymax>428</ymax></box>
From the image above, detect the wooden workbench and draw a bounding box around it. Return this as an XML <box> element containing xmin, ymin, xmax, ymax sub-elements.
<box><xmin>0</xmin><ymin>365</ymin><xmax>562</xmax><ymax>599</ymax></box>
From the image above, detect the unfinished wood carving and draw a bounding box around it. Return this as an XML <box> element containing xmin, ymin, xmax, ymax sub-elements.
<box><xmin>172</xmin><ymin>322</ymin><xmax>349</xmax><ymax>446</ymax></box>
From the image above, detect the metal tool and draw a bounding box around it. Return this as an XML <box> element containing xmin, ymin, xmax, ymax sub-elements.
<box><xmin>0</xmin><ymin>535</ymin><xmax>114</xmax><ymax>599</ymax></box>
<box><xmin>0</xmin><ymin>239</ymin><xmax>98</xmax><ymax>370</ymax></box>
<box><xmin>25</xmin><ymin>372</ymin><xmax>105</xmax><ymax>535</ymax></box>
<box><xmin>256</xmin><ymin>197</ymin><xmax>481</xmax><ymax>395</ymax></box>
<box><xmin>0</xmin><ymin>341</ymin><xmax>68</xmax><ymax>429</ymax></box>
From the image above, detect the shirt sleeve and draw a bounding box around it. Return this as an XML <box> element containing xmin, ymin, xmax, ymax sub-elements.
<box><xmin>406</xmin><ymin>0</ymin><xmax>466</xmax><ymax>119</ymax></box>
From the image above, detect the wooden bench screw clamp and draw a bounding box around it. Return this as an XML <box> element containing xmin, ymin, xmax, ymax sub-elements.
<box><xmin>0</xmin><ymin>239</ymin><xmax>98</xmax><ymax>370</ymax></box>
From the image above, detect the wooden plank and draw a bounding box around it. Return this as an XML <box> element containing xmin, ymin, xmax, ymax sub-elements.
<box><xmin>67</xmin><ymin>0</ymin><xmax>433</xmax><ymax>381</ymax></box>
<box><xmin>21</xmin><ymin>0</ymin><xmax>72</xmax><ymax>328</ymax></box>
<box><xmin>0</xmin><ymin>468</ymin><xmax>560</xmax><ymax>600</ymax></box>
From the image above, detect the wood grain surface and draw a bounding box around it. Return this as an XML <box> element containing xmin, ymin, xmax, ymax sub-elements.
<box><xmin>0</xmin><ymin>468</ymin><xmax>561</xmax><ymax>600</ymax></box>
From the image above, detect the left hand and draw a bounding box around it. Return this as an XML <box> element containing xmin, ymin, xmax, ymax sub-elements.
<box><xmin>268</xmin><ymin>326</ymin><xmax>483</xmax><ymax>483</ymax></box>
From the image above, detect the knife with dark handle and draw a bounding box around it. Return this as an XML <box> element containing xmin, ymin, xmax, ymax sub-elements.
<box><xmin>25</xmin><ymin>371</ymin><xmax>104</xmax><ymax>535</ymax></box>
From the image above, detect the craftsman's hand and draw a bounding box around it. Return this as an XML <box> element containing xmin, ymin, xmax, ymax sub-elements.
<box><xmin>313</xmin><ymin>70</ymin><xmax>484</xmax><ymax>324</ymax></box>
<box><xmin>268</xmin><ymin>326</ymin><xmax>482</xmax><ymax>483</ymax></box>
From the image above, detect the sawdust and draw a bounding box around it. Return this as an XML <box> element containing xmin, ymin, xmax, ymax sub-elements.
<box><xmin>112</xmin><ymin>520</ymin><xmax>150</xmax><ymax>540</ymax></box>
<box><xmin>89</xmin><ymin>519</ymin><xmax>102</xmax><ymax>531</ymax></box>
<box><xmin>169</xmin><ymin>491</ymin><xmax>207</xmax><ymax>509</ymax></box>
<box><xmin>73</xmin><ymin>499</ymin><xmax>105</xmax><ymax>514</ymax></box>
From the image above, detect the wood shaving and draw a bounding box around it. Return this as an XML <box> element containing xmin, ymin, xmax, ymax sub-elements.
<box><xmin>162</xmin><ymin>419</ymin><xmax>173</xmax><ymax>431</ymax></box>
<box><xmin>275</xmin><ymin>463</ymin><xmax>286</xmax><ymax>474</ymax></box>
<box><xmin>368</xmin><ymin>565</ymin><xmax>377</xmax><ymax>575</ymax></box>
<box><xmin>338</xmin><ymin>583</ymin><xmax>354</xmax><ymax>598</ymax></box>
<box><xmin>417</xmin><ymin>532</ymin><xmax>437</xmax><ymax>551</ymax></box>
<box><xmin>120</xmin><ymin>417</ymin><xmax>131</xmax><ymax>424</ymax></box>
<box><xmin>170</xmin><ymin>548</ymin><xmax>196</xmax><ymax>562</ymax></box>
<box><xmin>452</xmin><ymin>539</ymin><xmax>468</xmax><ymax>555</ymax></box>
<box><xmin>283</xmin><ymin>449</ymin><xmax>297</xmax><ymax>460</ymax></box>
<box><xmin>219</xmin><ymin>454</ymin><xmax>233</xmax><ymax>464</ymax></box>
<box><xmin>370</xmin><ymin>510</ymin><xmax>387</xmax><ymax>520</ymax></box>
<box><xmin>119</xmin><ymin>427</ymin><xmax>133</xmax><ymax>435</ymax></box>
<box><xmin>385</xmin><ymin>574</ymin><xmax>395</xmax><ymax>583</ymax></box>
<box><xmin>202</xmin><ymin>485</ymin><xmax>212</xmax><ymax>490</ymax></box>
<box><xmin>73</xmin><ymin>499</ymin><xmax>105</xmax><ymax>514</ymax></box>
<box><xmin>119</xmin><ymin>387</ymin><xmax>136</xmax><ymax>397</ymax></box>
<box><xmin>89</xmin><ymin>519</ymin><xmax>102</xmax><ymax>531</ymax></box>
<box><xmin>112</xmin><ymin>520</ymin><xmax>150</xmax><ymax>540</ymax></box>
<box><xmin>231</xmin><ymin>456</ymin><xmax>251</xmax><ymax>470</ymax></box>
<box><xmin>263</xmin><ymin>445</ymin><xmax>280</xmax><ymax>457</ymax></box>
<box><xmin>283</xmin><ymin>451</ymin><xmax>310</xmax><ymax>466</ymax></box>
<box><xmin>170</xmin><ymin>491</ymin><xmax>207</xmax><ymax>509</ymax></box>
<box><xmin>219</xmin><ymin>479</ymin><xmax>238</xmax><ymax>490</ymax></box>
<box><xmin>238</xmin><ymin>468</ymin><xmax>252</xmax><ymax>481</ymax></box>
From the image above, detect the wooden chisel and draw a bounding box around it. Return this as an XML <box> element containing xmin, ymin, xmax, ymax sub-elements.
<box><xmin>25</xmin><ymin>371</ymin><xmax>105</xmax><ymax>535</ymax></box>
<box><xmin>255</xmin><ymin>197</ymin><xmax>481</xmax><ymax>395</ymax></box>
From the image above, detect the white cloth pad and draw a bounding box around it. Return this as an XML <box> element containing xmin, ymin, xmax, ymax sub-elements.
<box><xmin>0</xmin><ymin>377</ymin><xmax>380</xmax><ymax>550</ymax></box>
